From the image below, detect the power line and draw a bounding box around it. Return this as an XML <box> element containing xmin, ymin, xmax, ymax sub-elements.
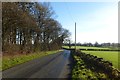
<box><xmin>65</xmin><ymin>2</ymin><xmax>77</xmax><ymax>50</ymax></box>
<box><xmin>65</xmin><ymin>2</ymin><xmax>81</xmax><ymax>25</ymax></box>
<box><xmin>65</xmin><ymin>2</ymin><xmax>75</xmax><ymax>22</ymax></box>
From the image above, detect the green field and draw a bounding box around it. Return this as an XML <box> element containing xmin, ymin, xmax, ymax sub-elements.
<box><xmin>82</xmin><ymin>51</ymin><xmax>119</xmax><ymax>69</ymax></box>
<box><xmin>63</xmin><ymin>46</ymin><xmax>110</xmax><ymax>50</ymax></box>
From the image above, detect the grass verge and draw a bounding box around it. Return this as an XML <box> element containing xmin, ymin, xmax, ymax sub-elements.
<box><xmin>71</xmin><ymin>50</ymin><xmax>120</xmax><ymax>79</ymax></box>
<box><xmin>72</xmin><ymin>55</ymin><xmax>108</xmax><ymax>79</ymax></box>
<box><xmin>2</xmin><ymin>50</ymin><xmax>62</xmax><ymax>71</ymax></box>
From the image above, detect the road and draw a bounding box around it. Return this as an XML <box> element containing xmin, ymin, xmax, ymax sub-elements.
<box><xmin>2</xmin><ymin>50</ymin><xmax>72</xmax><ymax>79</ymax></box>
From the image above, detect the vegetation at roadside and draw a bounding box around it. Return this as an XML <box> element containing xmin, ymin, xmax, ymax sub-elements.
<box><xmin>2</xmin><ymin>50</ymin><xmax>62</xmax><ymax>71</ymax></box>
<box><xmin>72</xmin><ymin>55</ymin><xmax>108</xmax><ymax>79</ymax></box>
<box><xmin>71</xmin><ymin>50</ymin><xmax>120</xmax><ymax>79</ymax></box>
<box><xmin>2</xmin><ymin>2</ymin><xmax>70</xmax><ymax>55</ymax></box>
<box><xmin>2</xmin><ymin>2</ymin><xmax>70</xmax><ymax>70</ymax></box>
<box><xmin>82</xmin><ymin>51</ymin><xmax>118</xmax><ymax>69</ymax></box>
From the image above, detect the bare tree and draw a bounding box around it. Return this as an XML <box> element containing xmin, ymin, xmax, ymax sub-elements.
<box><xmin>2</xmin><ymin>2</ymin><xmax>70</xmax><ymax>55</ymax></box>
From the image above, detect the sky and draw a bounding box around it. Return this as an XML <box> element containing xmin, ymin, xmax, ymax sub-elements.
<box><xmin>50</xmin><ymin>2</ymin><xmax>118</xmax><ymax>44</ymax></box>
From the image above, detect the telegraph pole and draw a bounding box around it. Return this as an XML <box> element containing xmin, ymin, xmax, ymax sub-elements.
<box><xmin>75</xmin><ymin>22</ymin><xmax>76</xmax><ymax>51</ymax></box>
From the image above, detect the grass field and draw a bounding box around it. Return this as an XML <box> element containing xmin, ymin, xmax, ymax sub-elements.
<box><xmin>2</xmin><ymin>50</ymin><xmax>62</xmax><ymax>71</ymax></box>
<box><xmin>82</xmin><ymin>51</ymin><xmax>119</xmax><ymax>69</ymax></box>
<box><xmin>63</xmin><ymin>46</ymin><xmax>110</xmax><ymax>50</ymax></box>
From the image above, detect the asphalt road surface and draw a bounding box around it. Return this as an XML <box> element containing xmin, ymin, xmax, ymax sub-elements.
<box><xmin>2</xmin><ymin>50</ymin><xmax>72</xmax><ymax>79</ymax></box>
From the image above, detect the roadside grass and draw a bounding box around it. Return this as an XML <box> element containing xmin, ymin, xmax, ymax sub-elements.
<box><xmin>2</xmin><ymin>50</ymin><xmax>62</xmax><ymax>71</ymax></box>
<box><xmin>72</xmin><ymin>55</ymin><xmax>108</xmax><ymax>79</ymax></box>
<box><xmin>63</xmin><ymin>46</ymin><xmax>110</xmax><ymax>50</ymax></box>
<box><xmin>82</xmin><ymin>51</ymin><xmax>118</xmax><ymax>69</ymax></box>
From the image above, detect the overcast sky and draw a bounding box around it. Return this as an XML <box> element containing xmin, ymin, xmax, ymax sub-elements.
<box><xmin>51</xmin><ymin>2</ymin><xmax>118</xmax><ymax>44</ymax></box>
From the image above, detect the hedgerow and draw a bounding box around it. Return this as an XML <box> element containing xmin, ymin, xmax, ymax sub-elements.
<box><xmin>71</xmin><ymin>50</ymin><xmax>120</xmax><ymax>79</ymax></box>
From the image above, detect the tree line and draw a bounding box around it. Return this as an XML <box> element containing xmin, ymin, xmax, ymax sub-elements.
<box><xmin>2</xmin><ymin>2</ymin><xmax>70</xmax><ymax>54</ymax></box>
<box><xmin>64</xmin><ymin>42</ymin><xmax>120</xmax><ymax>48</ymax></box>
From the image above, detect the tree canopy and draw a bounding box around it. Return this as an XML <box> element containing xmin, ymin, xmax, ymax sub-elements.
<box><xmin>2</xmin><ymin>2</ymin><xmax>70</xmax><ymax>54</ymax></box>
